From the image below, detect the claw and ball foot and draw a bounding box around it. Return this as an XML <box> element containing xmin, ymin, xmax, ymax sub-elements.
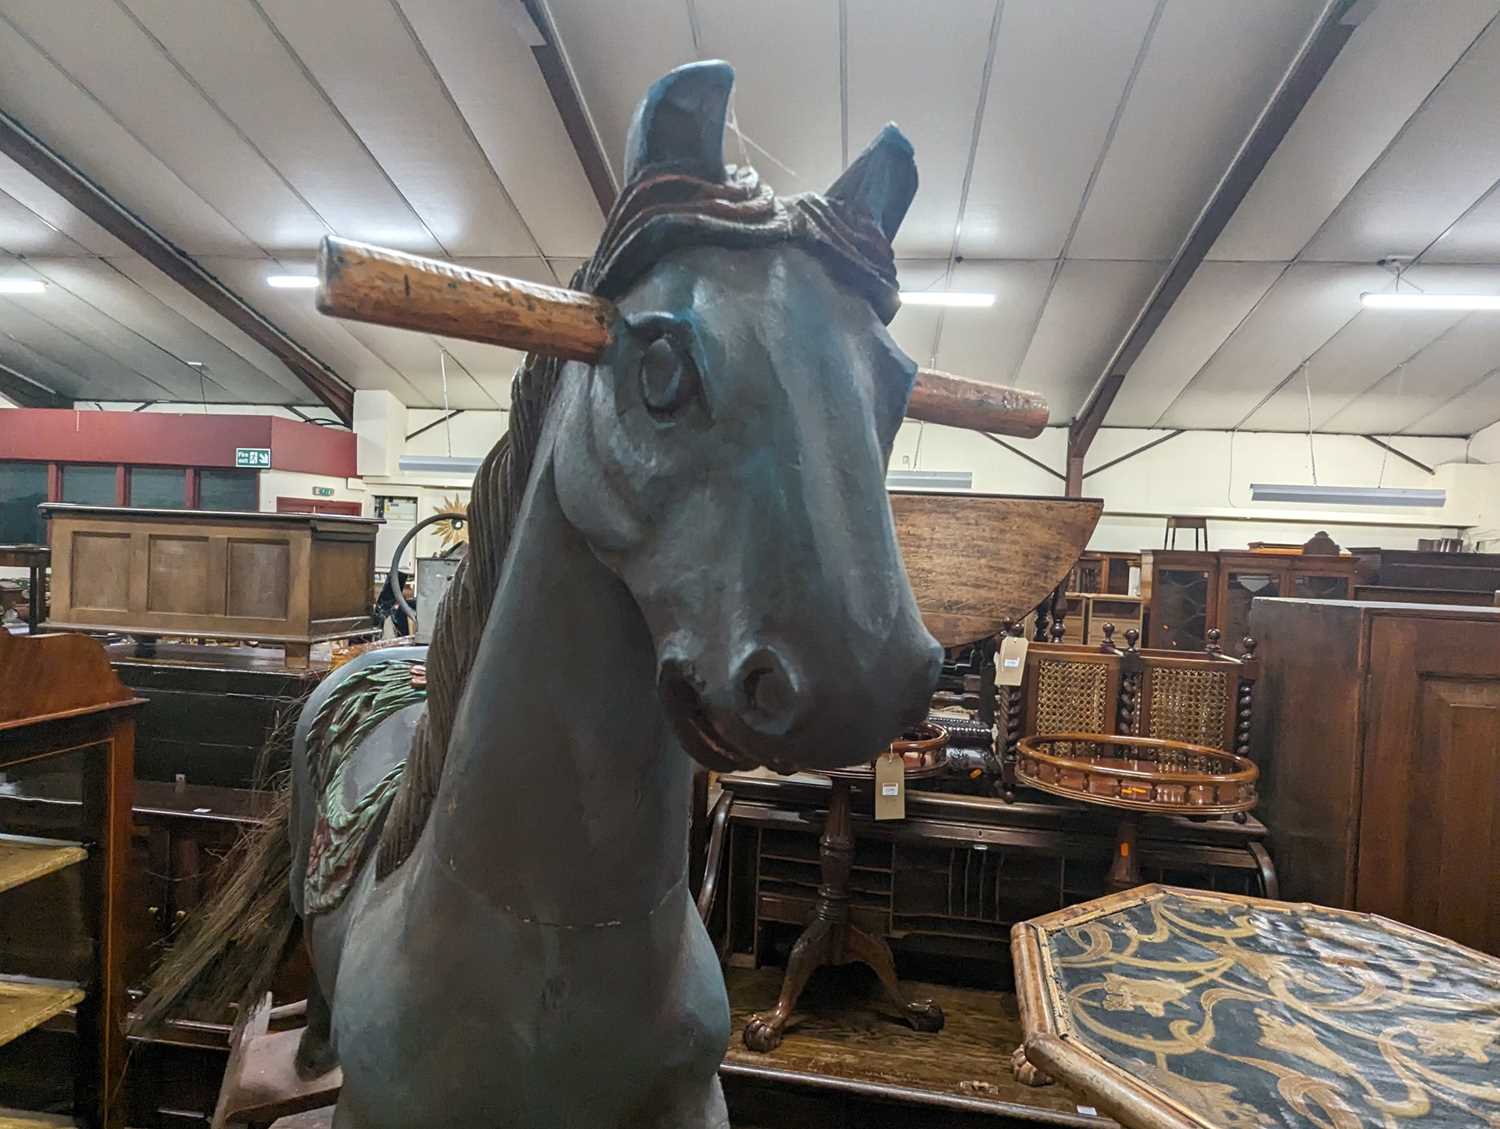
<box><xmin>1011</xmin><ymin>1044</ymin><xmax>1053</xmax><ymax>1087</ymax></box>
<box><xmin>741</xmin><ymin>1013</ymin><xmax>786</xmax><ymax>1053</ymax></box>
<box><xmin>742</xmin><ymin>917</ymin><xmax>832</xmax><ymax>1051</ymax></box>
<box><xmin>903</xmin><ymin>997</ymin><xmax>945</xmax><ymax>1032</ymax></box>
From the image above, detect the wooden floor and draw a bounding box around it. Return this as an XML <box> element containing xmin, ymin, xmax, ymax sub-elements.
<box><xmin>721</xmin><ymin>966</ymin><xmax>1110</xmax><ymax>1127</ymax></box>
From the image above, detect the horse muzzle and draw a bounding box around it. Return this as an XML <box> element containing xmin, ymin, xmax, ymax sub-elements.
<box><xmin>656</xmin><ymin>637</ymin><xmax>941</xmax><ymax>775</ymax></box>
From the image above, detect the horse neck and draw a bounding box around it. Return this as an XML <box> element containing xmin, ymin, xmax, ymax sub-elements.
<box><xmin>428</xmin><ymin>455</ymin><xmax>690</xmax><ymax>926</ymax></box>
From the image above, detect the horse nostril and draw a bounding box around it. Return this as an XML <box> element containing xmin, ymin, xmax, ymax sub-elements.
<box><xmin>737</xmin><ymin>649</ymin><xmax>801</xmax><ymax>733</ymax></box>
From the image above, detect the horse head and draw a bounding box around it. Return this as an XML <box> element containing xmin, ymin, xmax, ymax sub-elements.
<box><xmin>551</xmin><ymin>61</ymin><xmax>942</xmax><ymax>774</ymax></box>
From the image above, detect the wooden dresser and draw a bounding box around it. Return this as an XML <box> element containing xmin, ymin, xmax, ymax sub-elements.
<box><xmin>1251</xmin><ymin>598</ymin><xmax>1500</xmax><ymax>955</ymax></box>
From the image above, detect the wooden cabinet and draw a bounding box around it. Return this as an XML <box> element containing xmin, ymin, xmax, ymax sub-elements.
<box><xmin>1251</xmin><ymin>598</ymin><xmax>1500</xmax><ymax>955</ymax></box>
<box><xmin>1350</xmin><ymin>547</ymin><xmax>1500</xmax><ymax>607</ymax></box>
<box><xmin>1141</xmin><ymin>551</ymin><xmax>1215</xmax><ymax>651</ymax></box>
<box><xmin>1081</xmin><ymin>594</ymin><xmax>1143</xmax><ymax>645</ymax></box>
<box><xmin>0</xmin><ymin>629</ymin><xmax>142</xmax><ymax>1128</ymax></box>
<box><xmin>1142</xmin><ymin>550</ymin><xmax>1355</xmax><ymax>650</ymax></box>
<box><xmin>1069</xmin><ymin>551</ymin><xmax>1139</xmax><ymax>595</ymax></box>
<box><xmin>42</xmin><ymin>504</ymin><xmax>379</xmax><ymax>666</ymax></box>
<box><xmin>109</xmin><ymin>642</ymin><xmax>327</xmax><ymax>787</ymax></box>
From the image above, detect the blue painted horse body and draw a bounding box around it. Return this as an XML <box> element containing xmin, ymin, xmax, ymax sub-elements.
<box><xmin>149</xmin><ymin>61</ymin><xmax>941</xmax><ymax>1128</ymax></box>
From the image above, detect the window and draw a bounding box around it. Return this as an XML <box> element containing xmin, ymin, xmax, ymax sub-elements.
<box><xmin>0</xmin><ymin>461</ymin><xmax>48</xmax><ymax>544</ymax></box>
<box><xmin>128</xmin><ymin>466</ymin><xmax>186</xmax><ymax>508</ymax></box>
<box><xmin>61</xmin><ymin>464</ymin><xmax>116</xmax><ymax>506</ymax></box>
<box><xmin>198</xmin><ymin>469</ymin><xmax>258</xmax><ymax>511</ymax></box>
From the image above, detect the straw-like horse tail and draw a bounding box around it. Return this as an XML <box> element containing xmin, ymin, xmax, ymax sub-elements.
<box><xmin>132</xmin><ymin>784</ymin><xmax>298</xmax><ymax>1034</ymax></box>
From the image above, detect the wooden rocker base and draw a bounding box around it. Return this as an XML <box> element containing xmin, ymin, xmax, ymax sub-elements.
<box><xmin>212</xmin><ymin>996</ymin><xmax>341</xmax><ymax>1129</ymax></box>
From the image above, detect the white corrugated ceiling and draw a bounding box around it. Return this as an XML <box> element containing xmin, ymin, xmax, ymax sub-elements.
<box><xmin>0</xmin><ymin>0</ymin><xmax>1495</xmax><ymax>438</ymax></box>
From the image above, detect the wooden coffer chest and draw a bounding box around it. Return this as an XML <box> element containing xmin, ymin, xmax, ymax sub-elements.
<box><xmin>43</xmin><ymin>505</ymin><xmax>378</xmax><ymax>664</ymax></box>
<box><xmin>1251</xmin><ymin>598</ymin><xmax>1500</xmax><ymax>955</ymax></box>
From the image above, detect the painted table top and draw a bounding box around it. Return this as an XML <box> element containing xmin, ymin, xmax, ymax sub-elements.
<box><xmin>1012</xmin><ymin>885</ymin><xmax>1500</xmax><ymax>1128</ymax></box>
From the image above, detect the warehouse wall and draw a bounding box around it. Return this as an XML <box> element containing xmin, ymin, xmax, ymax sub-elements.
<box><xmin>56</xmin><ymin>398</ymin><xmax>1490</xmax><ymax>558</ymax></box>
<box><xmin>896</xmin><ymin>422</ymin><xmax>1476</xmax><ymax>552</ymax></box>
<box><xmin>373</xmin><ymin>403</ymin><xmax>1484</xmax><ymax>553</ymax></box>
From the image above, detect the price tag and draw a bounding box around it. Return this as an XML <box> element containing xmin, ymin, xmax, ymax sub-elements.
<box><xmin>873</xmin><ymin>750</ymin><xmax>905</xmax><ymax>821</ymax></box>
<box><xmin>995</xmin><ymin>634</ymin><xmax>1029</xmax><ymax>687</ymax></box>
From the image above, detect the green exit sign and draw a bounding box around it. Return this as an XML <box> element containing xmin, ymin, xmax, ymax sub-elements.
<box><xmin>234</xmin><ymin>447</ymin><xmax>271</xmax><ymax>469</ymax></box>
<box><xmin>312</xmin><ymin>486</ymin><xmax>335</xmax><ymax>497</ymax></box>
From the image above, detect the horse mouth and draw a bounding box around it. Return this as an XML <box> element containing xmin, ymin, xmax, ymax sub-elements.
<box><xmin>682</xmin><ymin>712</ymin><xmax>757</xmax><ymax>772</ymax></box>
<box><xmin>659</xmin><ymin>666</ymin><xmax>763</xmax><ymax>773</ymax></box>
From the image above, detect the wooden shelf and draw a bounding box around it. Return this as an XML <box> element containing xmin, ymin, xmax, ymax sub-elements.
<box><xmin>0</xmin><ymin>978</ymin><xmax>85</xmax><ymax>1049</ymax></box>
<box><xmin>0</xmin><ymin>1110</ymin><xmax>75</xmax><ymax>1129</ymax></box>
<box><xmin>0</xmin><ymin>836</ymin><xmax>87</xmax><ymax>895</ymax></box>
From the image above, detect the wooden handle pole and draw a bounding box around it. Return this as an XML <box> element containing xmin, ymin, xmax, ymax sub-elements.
<box><xmin>908</xmin><ymin>369</ymin><xmax>1048</xmax><ymax>438</ymax></box>
<box><xmin>316</xmin><ymin>236</ymin><xmax>1048</xmax><ymax>436</ymax></box>
<box><xmin>317</xmin><ymin>237</ymin><xmax>615</xmax><ymax>362</ymax></box>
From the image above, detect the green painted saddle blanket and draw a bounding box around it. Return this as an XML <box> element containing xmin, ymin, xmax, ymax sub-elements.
<box><xmin>303</xmin><ymin>658</ymin><xmax>425</xmax><ymax>914</ymax></box>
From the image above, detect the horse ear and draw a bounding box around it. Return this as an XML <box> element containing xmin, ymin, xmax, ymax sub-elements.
<box><xmin>827</xmin><ymin>124</ymin><xmax>917</xmax><ymax>243</ymax></box>
<box><xmin>623</xmin><ymin>60</ymin><xmax>734</xmax><ymax>184</ymax></box>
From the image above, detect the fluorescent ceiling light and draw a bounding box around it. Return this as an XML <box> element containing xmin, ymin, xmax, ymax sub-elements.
<box><xmin>887</xmin><ymin>469</ymin><xmax>973</xmax><ymax>491</ymax></box>
<box><xmin>267</xmin><ymin>274</ymin><xmax>318</xmax><ymax>289</ymax></box>
<box><xmin>0</xmin><ymin>279</ymin><xmax>46</xmax><ymax>294</ymax></box>
<box><xmin>1361</xmin><ymin>292</ymin><xmax>1500</xmax><ymax>311</ymax></box>
<box><xmin>399</xmin><ymin>454</ymin><xmax>484</xmax><ymax>475</ymax></box>
<box><xmin>1250</xmin><ymin>483</ymin><xmax>1446</xmax><ymax>507</ymax></box>
<box><xmin>899</xmin><ymin>291</ymin><xmax>995</xmax><ymax>308</ymax></box>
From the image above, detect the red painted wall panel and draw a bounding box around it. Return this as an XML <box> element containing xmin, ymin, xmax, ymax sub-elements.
<box><xmin>0</xmin><ymin>409</ymin><xmax>271</xmax><ymax>466</ymax></box>
<box><xmin>270</xmin><ymin>416</ymin><xmax>356</xmax><ymax>477</ymax></box>
<box><xmin>0</xmin><ymin>410</ymin><xmax>355</xmax><ymax>477</ymax></box>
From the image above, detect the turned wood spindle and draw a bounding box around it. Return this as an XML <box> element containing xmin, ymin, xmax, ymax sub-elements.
<box><xmin>1033</xmin><ymin>603</ymin><xmax>1051</xmax><ymax>643</ymax></box>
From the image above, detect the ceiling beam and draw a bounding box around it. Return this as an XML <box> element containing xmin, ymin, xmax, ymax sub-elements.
<box><xmin>1083</xmin><ymin>429</ymin><xmax>1185</xmax><ymax>480</ymax></box>
<box><xmin>0</xmin><ymin>361</ymin><xmax>67</xmax><ymax>408</ymax></box>
<box><xmin>980</xmin><ymin>432</ymin><xmax>1064</xmax><ymax>481</ymax></box>
<box><xmin>520</xmin><ymin>0</ymin><xmax>617</xmax><ymax>215</ymax></box>
<box><xmin>0</xmin><ymin>108</ymin><xmax>354</xmax><ymax>424</ymax></box>
<box><xmin>1362</xmin><ymin>435</ymin><xmax>1435</xmax><ymax>476</ymax></box>
<box><xmin>1065</xmin><ymin>0</ymin><xmax>1358</xmax><ymax>495</ymax></box>
<box><xmin>406</xmin><ymin>409</ymin><xmax>467</xmax><ymax>442</ymax></box>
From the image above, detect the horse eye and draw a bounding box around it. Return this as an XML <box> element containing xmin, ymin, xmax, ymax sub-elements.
<box><xmin>639</xmin><ymin>336</ymin><xmax>700</xmax><ymax>418</ymax></box>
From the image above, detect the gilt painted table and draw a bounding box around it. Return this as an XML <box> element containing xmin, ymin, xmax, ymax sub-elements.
<box><xmin>1012</xmin><ymin>885</ymin><xmax>1500</xmax><ymax>1128</ymax></box>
